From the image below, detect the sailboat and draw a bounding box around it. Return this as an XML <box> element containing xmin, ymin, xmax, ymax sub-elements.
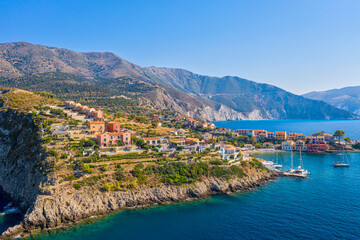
<box><xmin>285</xmin><ymin>148</ymin><xmax>309</xmax><ymax>178</ymax></box>
<box><xmin>286</xmin><ymin>148</ymin><xmax>296</xmax><ymax>173</ymax></box>
<box><xmin>333</xmin><ymin>148</ymin><xmax>349</xmax><ymax>167</ymax></box>
<box><xmin>293</xmin><ymin>149</ymin><xmax>310</xmax><ymax>175</ymax></box>
<box><xmin>273</xmin><ymin>152</ymin><xmax>282</xmax><ymax>168</ymax></box>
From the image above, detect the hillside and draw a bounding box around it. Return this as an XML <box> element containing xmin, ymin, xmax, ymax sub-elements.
<box><xmin>0</xmin><ymin>88</ymin><xmax>60</xmax><ymax>109</ymax></box>
<box><xmin>303</xmin><ymin>86</ymin><xmax>360</xmax><ymax>115</ymax></box>
<box><xmin>0</xmin><ymin>42</ymin><xmax>358</xmax><ymax>120</ymax></box>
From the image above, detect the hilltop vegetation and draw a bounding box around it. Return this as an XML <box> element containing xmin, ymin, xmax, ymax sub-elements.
<box><xmin>0</xmin><ymin>88</ymin><xmax>60</xmax><ymax>109</ymax></box>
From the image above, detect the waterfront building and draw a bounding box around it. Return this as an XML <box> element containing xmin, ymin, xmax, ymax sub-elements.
<box><xmin>276</xmin><ymin>131</ymin><xmax>287</xmax><ymax>141</ymax></box>
<box><xmin>294</xmin><ymin>140</ymin><xmax>307</xmax><ymax>151</ymax></box>
<box><xmin>296</xmin><ymin>133</ymin><xmax>306</xmax><ymax>141</ymax></box>
<box><xmin>281</xmin><ymin>140</ymin><xmax>295</xmax><ymax>151</ymax></box>
<box><xmin>307</xmin><ymin>136</ymin><xmax>328</xmax><ymax>152</ymax></box>
<box><xmin>243</xmin><ymin>144</ymin><xmax>255</xmax><ymax>151</ymax></box>
<box><xmin>267</xmin><ymin>132</ymin><xmax>275</xmax><ymax>138</ymax></box>
<box><xmin>256</xmin><ymin>132</ymin><xmax>268</xmax><ymax>140</ymax></box>
<box><xmin>323</xmin><ymin>133</ymin><xmax>335</xmax><ymax>143</ymax></box>
<box><xmin>262</xmin><ymin>142</ymin><xmax>274</xmax><ymax>148</ymax></box>
<box><xmin>235</xmin><ymin>129</ymin><xmax>249</xmax><ymax>136</ymax></box>
<box><xmin>246</xmin><ymin>130</ymin><xmax>255</xmax><ymax>136</ymax></box>
<box><xmin>288</xmin><ymin>133</ymin><xmax>296</xmax><ymax>141</ymax></box>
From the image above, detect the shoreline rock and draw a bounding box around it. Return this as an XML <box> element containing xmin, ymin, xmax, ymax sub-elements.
<box><xmin>0</xmin><ymin>172</ymin><xmax>276</xmax><ymax>239</ymax></box>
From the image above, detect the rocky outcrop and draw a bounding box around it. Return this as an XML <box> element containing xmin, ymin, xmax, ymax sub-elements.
<box><xmin>1</xmin><ymin>171</ymin><xmax>274</xmax><ymax>239</ymax></box>
<box><xmin>0</xmin><ymin>109</ymin><xmax>48</xmax><ymax>211</ymax></box>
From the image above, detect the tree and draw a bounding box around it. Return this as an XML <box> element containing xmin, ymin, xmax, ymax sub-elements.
<box><xmin>334</xmin><ymin>130</ymin><xmax>345</xmax><ymax>142</ymax></box>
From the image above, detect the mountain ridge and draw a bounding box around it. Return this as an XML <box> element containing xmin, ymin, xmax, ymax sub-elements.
<box><xmin>303</xmin><ymin>86</ymin><xmax>360</xmax><ymax>115</ymax></box>
<box><xmin>0</xmin><ymin>41</ymin><xmax>358</xmax><ymax>120</ymax></box>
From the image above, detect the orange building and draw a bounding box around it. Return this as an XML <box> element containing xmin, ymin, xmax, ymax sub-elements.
<box><xmin>89</xmin><ymin>121</ymin><xmax>105</xmax><ymax>134</ymax></box>
<box><xmin>107</xmin><ymin>121</ymin><xmax>121</xmax><ymax>132</ymax></box>
<box><xmin>275</xmin><ymin>131</ymin><xmax>287</xmax><ymax>141</ymax></box>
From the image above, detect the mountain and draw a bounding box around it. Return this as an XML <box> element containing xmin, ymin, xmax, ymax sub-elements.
<box><xmin>143</xmin><ymin>67</ymin><xmax>359</xmax><ymax>119</ymax></box>
<box><xmin>303</xmin><ymin>86</ymin><xmax>360</xmax><ymax>115</ymax></box>
<box><xmin>0</xmin><ymin>41</ymin><xmax>358</xmax><ymax>120</ymax></box>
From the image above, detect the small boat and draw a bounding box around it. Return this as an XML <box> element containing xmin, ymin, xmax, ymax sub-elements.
<box><xmin>333</xmin><ymin>148</ymin><xmax>349</xmax><ymax>167</ymax></box>
<box><xmin>273</xmin><ymin>163</ymin><xmax>283</xmax><ymax>168</ymax></box>
<box><xmin>333</xmin><ymin>161</ymin><xmax>349</xmax><ymax>167</ymax></box>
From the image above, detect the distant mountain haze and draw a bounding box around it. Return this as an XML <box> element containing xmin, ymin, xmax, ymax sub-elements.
<box><xmin>303</xmin><ymin>86</ymin><xmax>360</xmax><ymax>115</ymax></box>
<box><xmin>0</xmin><ymin>42</ymin><xmax>358</xmax><ymax>120</ymax></box>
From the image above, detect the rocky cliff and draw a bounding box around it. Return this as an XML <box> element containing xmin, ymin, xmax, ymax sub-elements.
<box><xmin>0</xmin><ymin>109</ymin><xmax>48</xmax><ymax>211</ymax></box>
<box><xmin>2</xmin><ymin>173</ymin><xmax>274</xmax><ymax>239</ymax></box>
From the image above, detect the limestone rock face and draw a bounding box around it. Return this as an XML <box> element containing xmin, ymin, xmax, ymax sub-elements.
<box><xmin>0</xmin><ymin>110</ymin><xmax>47</xmax><ymax>211</ymax></box>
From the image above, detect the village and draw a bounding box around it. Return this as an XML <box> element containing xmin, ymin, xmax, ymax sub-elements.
<box><xmin>45</xmin><ymin>100</ymin><xmax>357</xmax><ymax>168</ymax></box>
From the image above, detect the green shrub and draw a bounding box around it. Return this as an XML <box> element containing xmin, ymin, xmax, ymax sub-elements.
<box><xmin>230</xmin><ymin>165</ymin><xmax>245</xmax><ymax>178</ymax></box>
<box><xmin>64</xmin><ymin>175</ymin><xmax>76</xmax><ymax>181</ymax></box>
<box><xmin>73</xmin><ymin>183</ymin><xmax>81</xmax><ymax>190</ymax></box>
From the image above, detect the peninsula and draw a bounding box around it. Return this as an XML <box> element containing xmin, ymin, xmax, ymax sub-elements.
<box><xmin>0</xmin><ymin>88</ymin><xmax>275</xmax><ymax>239</ymax></box>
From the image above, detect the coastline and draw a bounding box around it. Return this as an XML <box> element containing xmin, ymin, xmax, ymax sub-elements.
<box><xmin>0</xmin><ymin>172</ymin><xmax>277</xmax><ymax>239</ymax></box>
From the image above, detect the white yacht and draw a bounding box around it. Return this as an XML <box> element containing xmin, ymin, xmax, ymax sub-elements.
<box><xmin>285</xmin><ymin>149</ymin><xmax>310</xmax><ymax>178</ymax></box>
<box><xmin>333</xmin><ymin>149</ymin><xmax>349</xmax><ymax>167</ymax></box>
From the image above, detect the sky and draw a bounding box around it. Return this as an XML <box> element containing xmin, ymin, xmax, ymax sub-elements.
<box><xmin>1</xmin><ymin>0</ymin><xmax>360</xmax><ymax>94</ymax></box>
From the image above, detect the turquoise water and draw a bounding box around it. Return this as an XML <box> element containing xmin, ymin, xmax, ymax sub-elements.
<box><xmin>31</xmin><ymin>152</ymin><xmax>360</xmax><ymax>240</ymax></box>
<box><xmin>2</xmin><ymin>120</ymin><xmax>360</xmax><ymax>239</ymax></box>
<box><xmin>214</xmin><ymin>120</ymin><xmax>360</xmax><ymax>139</ymax></box>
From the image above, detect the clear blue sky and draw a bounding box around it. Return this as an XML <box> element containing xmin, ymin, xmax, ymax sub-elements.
<box><xmin>1</xmin><ymin>0</ymin><xmax>360</xmax><ymax>94</ymax></box>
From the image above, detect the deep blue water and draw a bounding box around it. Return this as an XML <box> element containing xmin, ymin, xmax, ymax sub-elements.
<box><xmin>2</xmin><ymin>120</ymin><xmax>360</xmax><ymax>239</ymax></box>
<box><xmin>31</xmin><ymin>152</ymin><xmax>360</xmax><ymax>240</ymax></box>
<box><xmin>214</xmin><ymin>120</ymin><xmax>360</xmax><ymax>139</ymax></box>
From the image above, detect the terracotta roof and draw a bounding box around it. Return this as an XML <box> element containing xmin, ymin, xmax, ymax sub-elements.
<box><xmin>143</xmin><ymin>137</ymin><xmax>161</xmax><ymax>140</ymax></box>
<box><xmin>171</xmin><ymin>138</ymin><xmax>185</xmax><ymax>142</ymax></box>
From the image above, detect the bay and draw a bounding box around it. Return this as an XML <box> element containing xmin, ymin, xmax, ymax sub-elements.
<box><xmin>214</xmin><ymin>120</ymin><xmax>360</xmax><ymax>139</ymax></box>
<box><xmin>2</xmin><ymin>120</ymin><xmax>360</xmax><ymax>239</ymax></box>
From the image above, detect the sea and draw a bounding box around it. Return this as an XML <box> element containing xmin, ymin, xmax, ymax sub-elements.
<box><xmin>1</xmin><ymin>120</ymin><xmax>360</xmax><ymax>240</ymax></box>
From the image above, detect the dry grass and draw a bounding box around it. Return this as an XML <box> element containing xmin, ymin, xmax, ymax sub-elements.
<box><xmin>2</xmin><ymin>88</ymin><xmax>61</xmax><ymax>109</ymax></box>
